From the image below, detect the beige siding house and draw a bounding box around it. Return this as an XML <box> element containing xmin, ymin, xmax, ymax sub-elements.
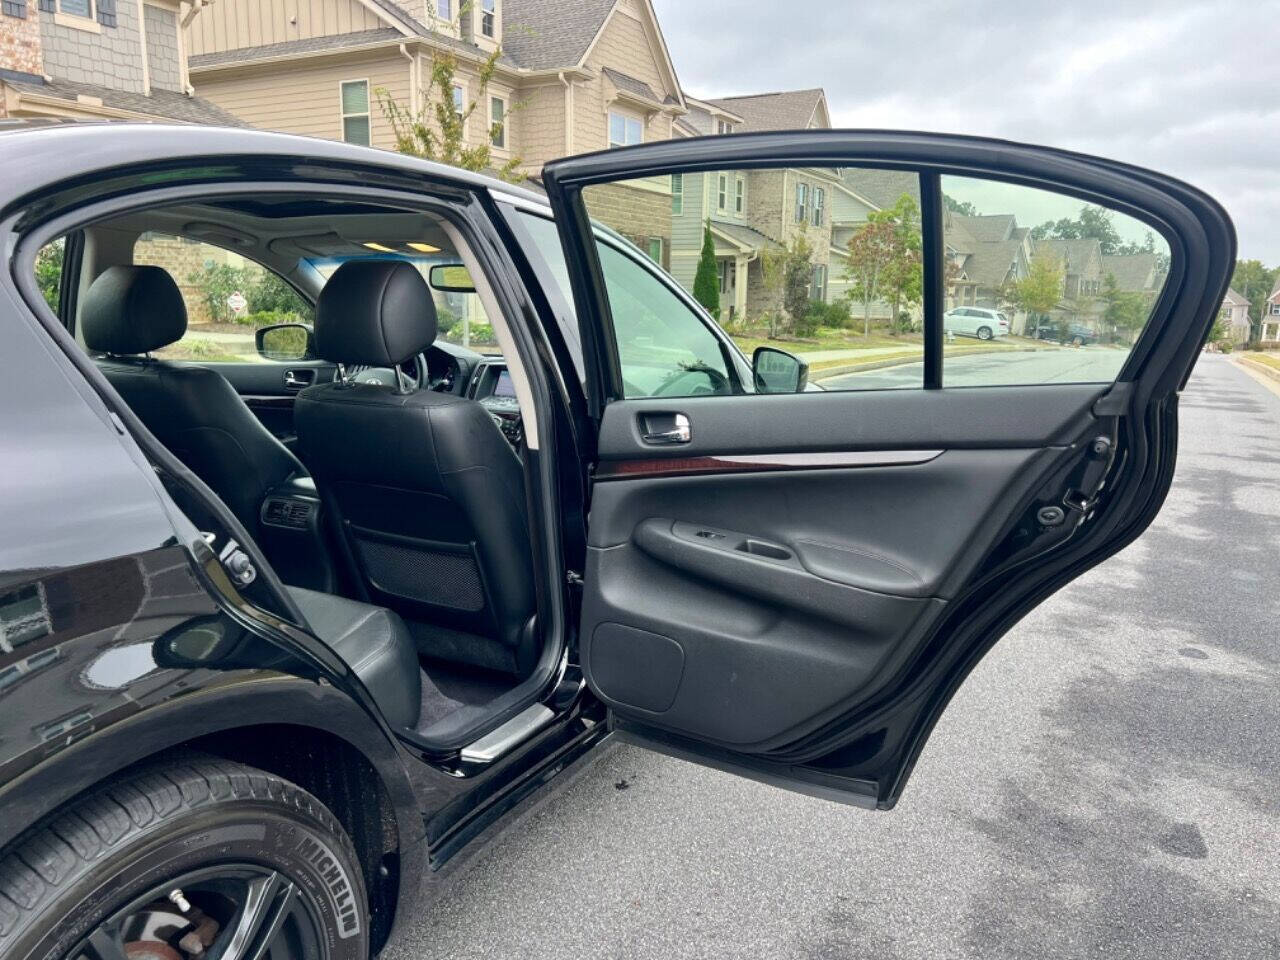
<box><xmin>1263</xmin><ymin>276</ymin><xmax>1280</xmax><ymax>344</ymax></box>
<box><xmin>184</xmin><ymin>0</ymin><xmax>687</xmax><ymax>177</ymax></box>
<box><xmin>1219</xmin><ymin>288</ymin><xmax>1252</xmax><ymax>346</ymax></box>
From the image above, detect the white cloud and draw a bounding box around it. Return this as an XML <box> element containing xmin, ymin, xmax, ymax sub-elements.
<box><xmin>653</xmin><ymin>0</ymin><xmax>1280</xmax><ymax>263</ymax></box>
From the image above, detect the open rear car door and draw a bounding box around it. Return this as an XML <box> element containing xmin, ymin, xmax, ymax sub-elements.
<box><xmin>540</xmin><ymin>132</ymin><xmax>1234</xmax><ymax>808</ymax></box>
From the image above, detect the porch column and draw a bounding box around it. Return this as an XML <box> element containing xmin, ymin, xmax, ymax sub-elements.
<box><xmin>735</xmin><ymin>256</ymin><xmax>748</xmax><ymax>322</ymax></box>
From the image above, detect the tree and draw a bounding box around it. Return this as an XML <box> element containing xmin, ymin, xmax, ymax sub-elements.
<box><xmin>1014</xmin><ymin>252</ymin><xmax>1065</xmax><ymax>332</ymax></box>
<box><xmin>943</xmin><ymin>195</ymin><xmax>979</xmax><ymax>217</ymax></box>
<box><xmin>35</xmin><ymin>239</ymin><xmax>64</xmax><ymax>311</ymax></box>
<box><xmin>376</xmin><ymin>49</ymin><xmax>522</xmax><ymax>181</ymax></box>
<box><xmin>1030</xmin><ymin>204</ymin><xmax>1123</xmax><ymax>255</ymax></box>
<box><xmin>692</xmin><ymin>220</ymin><xmax>720</xmax><ymax>318</ymax></box>
<box><xmin>1101</xmin><ymin>272</ymin><xmax>1150</xmax><ymax>343</ymax></box>
<box><xmin>876</xmin><ymin>194</ymin><xmax>923</xmax><ymax>330</ymax></box>
<box><xmin>781</xmin><ymin>228</ymin><xmax>814</xmax><ymax>332</ymax></box>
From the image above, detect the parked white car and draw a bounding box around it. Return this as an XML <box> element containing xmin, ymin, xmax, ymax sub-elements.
<box><xmin>945</xmin><ymin>307</ymin><xmax>1010</xmax><ymax>340</ymax></box>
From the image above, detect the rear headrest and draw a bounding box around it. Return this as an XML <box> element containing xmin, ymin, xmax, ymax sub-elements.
<box><xmin>81</xmin><ymin>265</ymin><xmax>187</xmax><ymax>355</ymax></box>
<box><xmin>315</xmin><ymin>260</ymin><xmax>438</xmax><ymax>367</ymax></box>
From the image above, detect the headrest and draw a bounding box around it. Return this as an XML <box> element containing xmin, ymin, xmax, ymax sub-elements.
<box><xmin>81</xmin><ymin>265</ymin><xmax>187</xmax><ymax>355</ymax></box>
<box><xmin>315</xmin><ymin>260</ymin><xmax>438</xmax><ymax>366</ymax></box>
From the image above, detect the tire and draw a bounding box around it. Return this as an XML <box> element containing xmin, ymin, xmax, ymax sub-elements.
<box><xmin>1072</xmin><ymin>336</ymin><xmax>1085</xmax><ymax>346</ymax></box>
<box><xmin>976</xmin><ymin>326</ymin><xmax>993</xmax><ymax>340</ymax></box>
<box><xmin>0</xmin><ymin>758</ymin><xmax>369</xmax><ymax>960</ymax></box>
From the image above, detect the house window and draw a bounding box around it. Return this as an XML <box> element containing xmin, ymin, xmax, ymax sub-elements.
<box><xmin>647</xmin><ymin>237</ymin><xmax>663</xmax><ymax>263</ymax></box>
<box><xmin>340</xmin><ymin>80</ymin><xmax>371</xmax><ymax>146</ymax></box>
<box><xmin>718</xmin><ymin>259</ymin><xmax>732</xmax><ymax>295</ymax></box>
<box><xmin>481</xmin><ymin>0</ymin><xmax>495</xmax><ymax>37</ymax></box>
<box><xmin>717</xmin><ymin>174</ymin><xmax>727</xmax><ymax>212</ymax></box>
<box><xmin>1272</xmin><ymin>303</ymin><xmax>1280</xmax><ymax>316</ymax></box>
<box><xmin>795</xmin><ymin>182</ymin><xmax>809</xmax><ymax>223</ymax></box>
<box><xmin>436</xmin><ymin>0</ymin><xmax>451</xmax><ymax>17</ymax></box>
<box><xmin>58</xmin><ymin>0</ymin><xmax>89</xmax><ymax>15</ymax></box>
<box><xmin>735</xmin><ymin>176</ymin><xmax>745</xmax><ymax>215</ymax></box>
<box><xmin>608</xmin><ymin>111</ymin><xmax>643</xmax><ymax>148</ymax></box>
<box><xmin>490</xmin><ymin>95</ymin><xmax>505</xmax><ymax>148</ymax></box>
<box><xmin>452</xmin><ymin>84</ymin><xmax>465</xmax><ymax>116</ymax></box>
<box><xmin>2</xmin><ymin>0</ymin><xmax>28</xmax><ymax>18</ymax></box>
<box><xmin>810</xmin><ymin>263</ymin><xmax>827</xmax><ymax>301</ymax></box>
<box><xmin>812</xmin><ymin>187</ymin><xmax>825</xmax><ymax>227</ymax></box>
<box><xmin>716</xmin><ymin>120</ymin><xmax>732</xmax><ymax>135</ymax></box>
<box><xmin>671</xmin><ymin>174</ymin><xmax>683</xmax><ymax>214</ymax></box>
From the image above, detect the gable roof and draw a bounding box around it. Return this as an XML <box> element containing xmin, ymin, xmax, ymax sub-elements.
<box><xmin>1101</xmin><ymin>253</ymin><xmax>1161</xmax><ymax>293</ymax></box>
<box><xmin>1222</xmin><ymin>287</ymin><xmax>1249</xmax><ymax>307</ymax></box>
<box><xmin>838</xmin><ymin>168</ymin><xmax>919</xmax><ymax>211</ymax></box>
<box><xmin>963</xmin><ymin>240</ymin><xmax>1024</xmax><ymax>289</ymax></box>
<box><xmin>502</xmin><ymin>0</ymin><xmax>618</xmax><ymax>69</ymax></box>
<box><xmin>954</xmin><ymin>214</ymin><xmax>1016</xmax><ymax>243</ymax></box>
<box><xmin>1037</xmin><ymin>238</ymin><xmax>1103</xmax><ymax>275</ymax></box>
<box><xmin>602</xmin><ymin>67</ymin><xmax>662</xmax><ymax>105</ymax></box>
<box><xmin>705</xmin><ymin>88</ymin><xmax>827</xmax><ymax>132</ymax></box>
<box><xmin>189</xmin><ymin>28</ymin><xmax>404</xmax><ymax>70</ymax></box>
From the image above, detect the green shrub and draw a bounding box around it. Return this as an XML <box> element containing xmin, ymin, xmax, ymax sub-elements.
<box><xmin>1217</xmin><ymin>339</ymin><xmax>1234</xmax><ymax>354</ymax></box>
<box><xmin>234</xmin><ymin>309</ymin><xmax>306</xmax><ymax>327</ymax></box>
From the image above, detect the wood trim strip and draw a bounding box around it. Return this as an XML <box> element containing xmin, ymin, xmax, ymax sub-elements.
<box><xmin>594</xmin><ymin>449</ymin><xmax>944</xmax><ymax>481</ymax></box>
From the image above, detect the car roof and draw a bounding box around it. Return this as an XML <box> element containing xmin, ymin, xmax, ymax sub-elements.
<box><xmin>0</xmin><ymin>122</ymin><xmax>550</xmax><ymax>214</ymax></box>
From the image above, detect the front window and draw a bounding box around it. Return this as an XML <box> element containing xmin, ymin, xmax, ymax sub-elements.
<box><xmin>812</xmin><ymin>187</ymin><xmax>825</xmax><ymax>227</ymax></box>
<box><xmin>795</xmin><ymin>182</ymin><xmax>809</xmax><ymax>223</ymax></box>
<box><xmin>436</xmin><ymin>0</ymin><xmax>451</xmax><ymax>18</ymax></box>
<box><xmin>735</xmin><ymin>176</ymin><xmax>745</xmax><ymax>215</ymax></box>
<box><xmin>647</xmin><ymin>237</ymin><xmax>663</xmax><ymax>264</ymax></box>
<box><xmin>717</xmin><ymin>174</ymin><xmax>727</xmax><ymax>212</ymax></box>
<box><xmin>452</xmin><ymin>84</ymin><xmax>465</xmax><ymax>116</ymax></box>
<box><xmin>671</xmin><ymin>174</ymin><xmax>683</xmax><ymax>215</ymax></box>
<box><xmin>810</xmin><ymin>263</ymin><xmax>827</xmax><ymax>301</ymax></box>
<box><xmin>716</xmin><ymin>120</ymin><xmax>732</xmax><ymax>135</ymax></box>
<box><xmin>481</xmin><ymin>0</ymin><xmax>495</xmax><ymax>37</ymax></box>
<box><xmin>340</xmin><ymin>80</ymin><xmax>371</xmax><ymax>146</ymax></box>
<box><xmin>490</xmin><ymin>95</ymin><xmax>506</xmax><ymax>148</ymax></box>
<box><xmin>58</xmin><ymin>0</ymin><xmax>92</xmax><ymax>16</ymax></box>
<box><xmin>608</xmin><ymin>111</ymin><xmax>643</xmax><ymax>148</ymax></box>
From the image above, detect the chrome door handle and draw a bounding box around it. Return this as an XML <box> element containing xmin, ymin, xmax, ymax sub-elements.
<box><xmin>283</xmin><ymin>370</ymin><xmax>313</xmax><ymax>390</ymax></box>
<box><xmin>641</xmin><ymin>412</ymin><xmax>691</xmax><ymax>444</ymax></box>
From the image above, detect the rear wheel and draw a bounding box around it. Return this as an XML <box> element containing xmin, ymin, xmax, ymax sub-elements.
<box><xmin>0</xmin><ymin>759</ymin><xmax>368</xmax><ymax>960</ymax></box>
<box><xmin>976</xmin><ymin>325</ymin><xmax>993</xmax><ymax>340</ymax></box>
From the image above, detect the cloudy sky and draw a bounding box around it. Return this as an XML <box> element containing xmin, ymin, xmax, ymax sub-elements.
<box><xmin>652</xmin><ymin>0</ymin><xmax>1280</xmax><ymax>265</ymax></box>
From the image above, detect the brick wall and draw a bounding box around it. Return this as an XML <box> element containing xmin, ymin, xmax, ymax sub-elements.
<box><xmin>41</xmin><ymin>0</ymin><xmax>144</xmax><ymax>93</ymax></box>
<box><xmin>0</xmin><ymin>3</ymin><xmax>43</xmax><ymax>80</ymax></box>
<box><xmin>585</xmin><ymin>182</ymin><xmax>672</xmax><ymax>267</ymax></box>
<box><xmin>133</xmin><ymin>233</ymin><xmax>260</xmax><ymax>325</ymax></box>
<box><xmin>143</xmin><ymin>3</ymin><xmax>180</xmax><ymax>92</ymax></box>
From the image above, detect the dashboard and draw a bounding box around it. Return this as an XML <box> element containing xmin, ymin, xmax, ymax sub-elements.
<box><xmin>468</xmin><ymin>358</ymin><xmax>524</xmax><ymax>447</ymax></box>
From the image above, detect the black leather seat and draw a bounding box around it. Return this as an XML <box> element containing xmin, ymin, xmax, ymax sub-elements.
<box><xmin>81</xmin><ymin>265</ymin><xmax>308</xmax><ymax>536</ymax></box>
<box><xmin>287</xmin><ymin>586</ymin><xmax>421</xmax><ymax>729</ymax></box>
<box><xmin>294</xmin><ymin>261</ymin><xmax>537</xmax><ymax>676</ymax></box>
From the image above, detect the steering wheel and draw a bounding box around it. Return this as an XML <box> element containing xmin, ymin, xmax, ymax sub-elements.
<box><xmin>650</xmin><ymin>364</ymin><xmax>732</xmax><ymax>398</ymax></box>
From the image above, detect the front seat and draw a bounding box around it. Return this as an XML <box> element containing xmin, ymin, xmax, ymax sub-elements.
<box><xmin>81</xmin><ymin>265</ymin><xmax>308</xmax><ymax>535</ymax></box>
<box><xmin>294</xmin><ymin>261</ymin><xmax>538</xmax><ymax>677</ymax></box>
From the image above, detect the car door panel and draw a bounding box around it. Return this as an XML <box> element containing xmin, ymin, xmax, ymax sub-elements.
<box><xmin>541</xmin><ymin>131</ymin><xmax>1235</xmax><ymax>807</ymax></box>
<box><xmin>191</xmin><ymin>360</ymin><xmax>335</xmax><ymax>444</ymax></box>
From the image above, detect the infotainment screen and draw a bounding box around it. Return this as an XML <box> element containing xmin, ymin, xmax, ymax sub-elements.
<box><xmin>494</xmin><ymin>370</ymin><xmax>516</xmax><ymax>397</ymax></box>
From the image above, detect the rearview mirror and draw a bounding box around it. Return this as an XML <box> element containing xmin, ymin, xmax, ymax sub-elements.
<box><xmin>429</xmin><ymin>263</ymin><xmax>476</xmax><ymax>293</ymax></box>
<box><xmin>752</xmin><ymin>346</ymin><xmax>809</xmax><ymax>394</ymax></box>
<box><xmin>256</xmin><ymin>323</ymin><xmax>315</xmax><ymax>362</ymax></box>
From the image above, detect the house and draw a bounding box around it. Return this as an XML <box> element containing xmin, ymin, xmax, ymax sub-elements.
<box><xmin>668</xmin><ymin>88</ymin><xmax>834</xmax><ymax>322</ymax></box>
<box><xmin>1034</xmin><ymin>237</ymin><xmax>1106</xmax><ymax>330</ymax></box>
<box><xmin>1100</xmin><ymin>252</ymin><xmax>1163</xmax><ymax>296</ymax></box>
<box><xmin>1263</xmin><ymin>275</ymin><xmax>1280</xmax><ymax>344</ymax></box>
<box><xmin>0</xmin><ymin>0</ymin><xmax>238</xmax><ymax>124</ymax></box>
<box><xmin>183</xmin><ymin>0</ymin><xmax>686</xmax><ymax>178</ymax></box>
<box><xmin>1219</xmin><ymin>288</ymin><xmax>1252</xmax><ymax>346</ymax></box>
<box><xmin>942</xmin><ymin>213</ymin><xmax>1033</xmax><ymax>329</ymax></box>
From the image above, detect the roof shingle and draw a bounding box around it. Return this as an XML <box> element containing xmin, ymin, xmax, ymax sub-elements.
<box><xmin>502</xmin><ymin>0</ymin><xmax>617</xmax><ymax>69</ymax></box>
<box><xmin>705</xmin><ymin>88</ymin><xmax>825</xmax><ymax>132</ymax></box>
<box><xmin>3</xmin><ymin>74</ymin><xmax>244</xmax><ymax>126</ymax></box>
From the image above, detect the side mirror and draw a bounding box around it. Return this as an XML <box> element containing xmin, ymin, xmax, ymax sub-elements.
<box><xmin>752</xmin><ymin>346</ymin><xmax>809</xmax><ymax>394</ymax></box>
<box><xmin>256</xmin><ymin>322</ymin><xmax>315</xmax><ymax>362</ymax></box>
<box><xmin>429</xmin><ymin>263</ymin><xmax>476</xmax><ymax>293</ymax></box>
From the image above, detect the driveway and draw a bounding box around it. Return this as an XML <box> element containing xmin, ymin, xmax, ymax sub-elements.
<box><xmin>385</xmin><ymin>354</ymin><xmax>1280</xmax><ymax>960</ymax></box>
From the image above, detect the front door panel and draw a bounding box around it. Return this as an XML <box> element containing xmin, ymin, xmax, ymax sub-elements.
<box><xmin>543</xmin><ymin>132</ymin><xmax>1234</xmax><ymax>807</ymax></box>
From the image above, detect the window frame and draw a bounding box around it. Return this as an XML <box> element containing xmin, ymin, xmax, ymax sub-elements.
<box><xmin>795</xmin><ymin>181</ymin><xmax>809</xmax><ymax>223</ymax></box>
<box><xmin>452</xmin><ymin>82</ymin><xmax>466</xmax><ymax>118</ymax></box>
<box><xmin>339</xmin><ymin>78</ymin><xmax>372</xmax><ymax>146</ymax></box>
<box><xmin>57</xmin><ymin>0</ymin><xmax>91</xmax><ymax>17</ymax></box>
<box><xmin>608</xmin><ymin>110</ymin><xmax>644</xmax><ymax>149</ymax></box>
<box><xmin>480</xmin><ymin>0</ymin><xmax>496</xmax><ymax>37</ymax></box>
<box><xmin>670</xmin><ymin>173</ymin><xmax>683</xmax><ymax>215</ymax></box>
<box><xmin>717</xmin><ymin>173</ymin><xmax>727</xmax><ymax>212</ymax></box>
<box><xmin>489</xmin><ymin>94</ymin><xmax>506</xmax><ymax>149</ymax></box>
<box><xmin>735</xmin><ymin>176</ymin><xmax>745</xmax><ymax>215</ymax></box>
<box><xmin>812</xmin><ymin>186</ymin><xmax>825</xmax><ymax>226</ymax></box>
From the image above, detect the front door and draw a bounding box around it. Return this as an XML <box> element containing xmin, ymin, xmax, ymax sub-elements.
<box><xmin>542</xmin><ymin>132</ymin><xmax>1233</xmax><ymax>808</ymax></box>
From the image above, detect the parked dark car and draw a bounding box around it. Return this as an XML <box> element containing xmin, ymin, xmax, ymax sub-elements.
<box><xmin>0</xmin><ymin>123</ymin><xmax>1232</xmax><ymax>960</ymax></box>
<box><xmin>1031</xmin><ymin>318</ymin><xmax>1101</xmax><ymax>346</ymax></box>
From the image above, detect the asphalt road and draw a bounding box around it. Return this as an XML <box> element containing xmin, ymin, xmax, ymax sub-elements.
<box><xmin>819</xmin><ymin>345</ymin><xmax>1129</xmax><ymax>390</ymax></box>
<box><xmin>385</xmin><ymin>354</ymin><xmax>1280</xmax><ymax>960</ymax></box>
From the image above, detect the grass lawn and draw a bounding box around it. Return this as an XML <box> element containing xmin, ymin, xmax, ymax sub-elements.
<box><xmin>1241</xmin><ymin>353</ymin><xmax>1280</xmax><ymax>372</ymax></box>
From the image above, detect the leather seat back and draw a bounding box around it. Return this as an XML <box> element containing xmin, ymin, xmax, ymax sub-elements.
<box><xmin>82</xmin><ymin>265</ymin><xmax>306</xmax><ymax>533</ymax></box>
<box><xmin>294</xmin><ymin>261</ymin><xmax>537</xmax><ymax>676</ymax></box>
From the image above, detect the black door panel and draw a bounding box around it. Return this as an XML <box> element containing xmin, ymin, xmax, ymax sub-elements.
<box><xmin>184</xmin><ymin>360</ymin><xmax>336</xmax><ymax>443</ymax></box>
<box><xmin>581</xmin><ymin>388</ymin><xmax>1084</xmax><ymax>753</ymax></box>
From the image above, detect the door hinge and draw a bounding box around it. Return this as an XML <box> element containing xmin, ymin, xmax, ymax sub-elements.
<box><xmin>1063</xmin><ymin>435</ymin><xmax>1114</xmax><ymax>516</ymax></box>
<box><xmin>218</xmin><ymin>538</ymin><xmax>257</xmax><ymax>587</ymax></box>
<box><xmin>566</xmin><ymin>569</ymin><xmax>584</xmax><ymax>588</ymax></box>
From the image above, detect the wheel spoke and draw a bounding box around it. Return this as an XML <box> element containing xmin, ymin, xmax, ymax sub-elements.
<box><xmin>215</xmin><ymin>872</ymin><xmax>298</xmax><ymax>960</ymax></box>
<box><xmin>82</xmin><ymin>925</ymin><xmax>129</xmax><ymax>960</ymax></box>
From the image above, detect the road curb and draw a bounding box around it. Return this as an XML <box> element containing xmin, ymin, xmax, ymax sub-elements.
<box><xmin>812</xmin><ymin>345</ymin><xmax>1059</xmax><ymax>381</ymax></box>
<box><xmin>1236</xmin><ymin>356</ymin><xmax>1280</xmax><ymax>383</ymax></box>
